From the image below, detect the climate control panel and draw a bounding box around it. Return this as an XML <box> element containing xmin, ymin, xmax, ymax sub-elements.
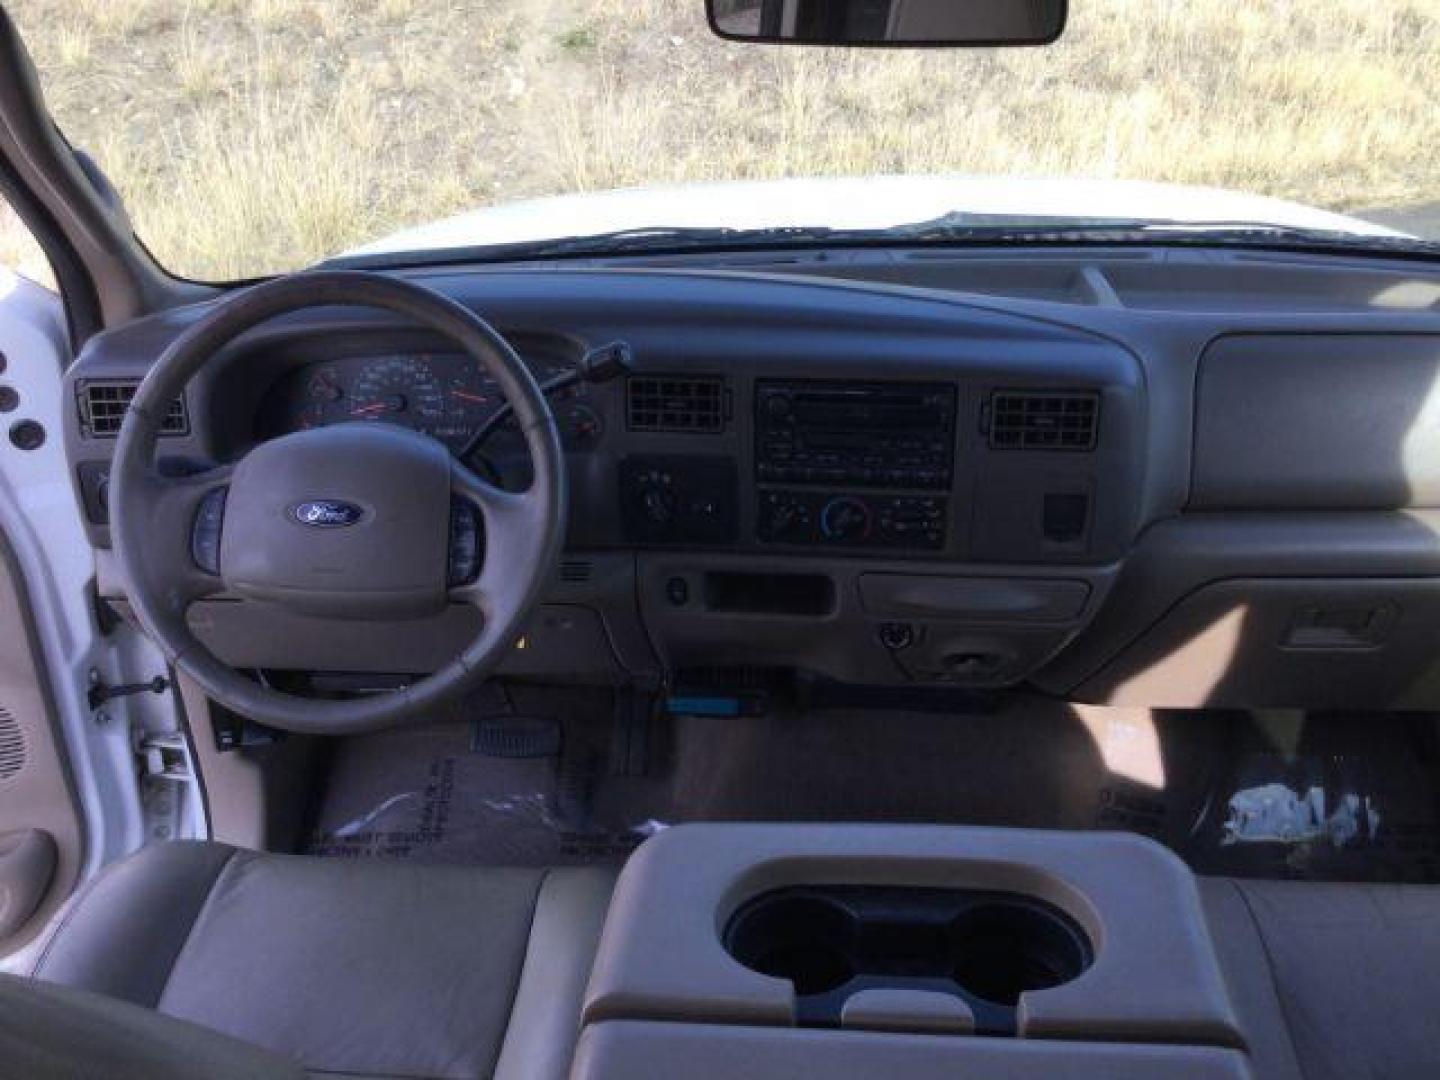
<box><xmin>757</xmin><ymin>490</ymin><xmax>946</xmax><ymax>551</ymax></box>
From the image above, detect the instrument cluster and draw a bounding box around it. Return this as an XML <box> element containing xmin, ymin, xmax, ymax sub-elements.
<box><xmin>254</xmin><ymin>351</ymin><xmax>603</xmax><ymax>453</ymax></box>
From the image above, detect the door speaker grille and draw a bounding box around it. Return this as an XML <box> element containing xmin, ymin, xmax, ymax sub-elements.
<box><xmin>0</xmin><ymin>708</ymin><xmax>24</xmax><ymax>781</ymax></box>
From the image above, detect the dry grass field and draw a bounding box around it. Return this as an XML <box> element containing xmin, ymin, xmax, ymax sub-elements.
<box><xmin>2</xmin><ymin>0</ymin><xmax>1437</xmax><ymax>283</ymax></box>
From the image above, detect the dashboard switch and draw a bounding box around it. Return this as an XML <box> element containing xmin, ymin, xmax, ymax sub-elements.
<box><xmin>620</xmin><ymin>456</ymin><xmax>738</xmax><ymax>544</ymax></box>
<box><xmin>878</xmin><ymin>622</ymin><xmax>915</xmax><ymax>651</ymax></box>
<box><xmin>665</xmin><ymin>576</ymin><xmax>691</xmax><ymax>607</ymax></box>
<box><xmin>1043</xmin><ymin>492</ymin><xmax>1089</xmax><ymax>544</ymax></box>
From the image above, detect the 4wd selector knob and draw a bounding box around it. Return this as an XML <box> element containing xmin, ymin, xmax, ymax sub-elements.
<box><xmin>820</xmin><ymin>496</ymin><xmax>873</xmax><ymax>542</ymax></box>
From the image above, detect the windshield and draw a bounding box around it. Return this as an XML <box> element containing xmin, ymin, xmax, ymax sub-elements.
<box><xmin>7</xmin><ymin>0</ymin><xmax>1437</xmax><ymax>280</ymax></box>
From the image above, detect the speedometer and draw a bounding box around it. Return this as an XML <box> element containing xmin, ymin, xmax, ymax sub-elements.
<box><xmin>440</xmin><ymin>368</ymin><xmax>501</xmax><ymax>446</ymax></box>
<box><xmin>348</xmin><ymin>355</ymin><xmax>446</xmax><ymax>433</ymax></box>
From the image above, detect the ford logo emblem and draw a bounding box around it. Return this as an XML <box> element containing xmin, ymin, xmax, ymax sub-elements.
<box><xmin>291</xmin><ymin>500</ymin><xmax>365</xmax><ymax>528</ymax></box>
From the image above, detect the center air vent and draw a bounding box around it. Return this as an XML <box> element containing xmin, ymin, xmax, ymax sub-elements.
<box><xmin>988</xmin><ymin>391</ymin><xmax>1098</xmax><ymax>451</ymax></box>
<box><xmin>78</xmin><ymin>381</ymin><xmax>189</xmax><ymax>438</ymax></box>
<box><xmin>627</xmin><ymin>375</ymin><xmax>727</xmax><ymax>433</ymax></box>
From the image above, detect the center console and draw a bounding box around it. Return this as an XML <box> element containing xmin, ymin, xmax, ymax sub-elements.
<box><xmin>572</xmin><ymin>824</ymin><xmax>1254</xmax><ymax>1079</ymax></box>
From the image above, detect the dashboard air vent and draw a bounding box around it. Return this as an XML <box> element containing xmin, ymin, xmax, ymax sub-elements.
<box><xmin>78</xmin><ymin>381</ymin><xmax>188</xmax><ymax>438</ymax></box>
<box><xmin>627</xmin><ymin>375</ymin><xmax>727</xmax><ymax>433</ymax></box>
<box><xmin>988</xmin><ymin>391</ymin><xmax>1098</xmax><ymax>451</ymax></box>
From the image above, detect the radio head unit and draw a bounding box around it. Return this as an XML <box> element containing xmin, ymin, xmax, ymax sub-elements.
<box><xmin>755</xmin><ymin>379</ymin><xmax>957</xmax><ymax>490</ymax></box>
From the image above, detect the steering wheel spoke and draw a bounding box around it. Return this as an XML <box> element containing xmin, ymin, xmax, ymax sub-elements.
<box><xmin>448</xmin><ymin>459</ymin><xmax>553</xmax><ymax>616</ymax></box>
<box><xmin>131</xmin><ymin>463</ymin><xmax>234</xmax><ymax>612</ymax></box>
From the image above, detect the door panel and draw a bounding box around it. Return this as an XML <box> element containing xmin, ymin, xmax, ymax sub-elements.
<box><xmin>0</xmin><ymin>525</ymin><xmax>81</xmax><ymax>952</ymax></box>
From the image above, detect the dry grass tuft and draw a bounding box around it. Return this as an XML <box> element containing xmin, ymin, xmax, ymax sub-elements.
<box><xmin>1</xmin><ymin>0</ymin><xmax>1436</xmax><ymax>283</ymax></box>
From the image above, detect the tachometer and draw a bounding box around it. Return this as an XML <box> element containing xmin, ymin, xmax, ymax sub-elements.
<box><xmin>348</xmin><ymin>355</ymin><xmax>446</xmax><ymax>432</ymax></box>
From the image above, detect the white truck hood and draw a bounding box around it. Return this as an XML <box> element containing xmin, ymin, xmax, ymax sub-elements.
<box><xmin>347</xmin><ymin>174</ymin><xmax>1400</xmax><ymax>259</ymax></box>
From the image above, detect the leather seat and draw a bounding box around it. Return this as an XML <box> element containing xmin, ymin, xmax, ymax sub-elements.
<box><xmin>1200</xmin><ymin>877</ymin><xmax>1440</xmax><ymax>1080</ymax></box>
<box><xmin>28</xmin><ymin>841</ymin><xmax>615</xmax><ymax>1080</ymax></box>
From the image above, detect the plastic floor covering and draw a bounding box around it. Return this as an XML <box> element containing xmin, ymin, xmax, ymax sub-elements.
<box><xmin>303</xmin><ymin>687</ymin><xmax>1440</xmax><ymax>882</ymax></box>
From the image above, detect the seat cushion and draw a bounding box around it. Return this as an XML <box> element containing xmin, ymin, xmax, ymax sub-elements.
<box><xmin>1201</xmin><ymin>877</ymin><xmax>1440</xmax><ymax>1080</ymax></box>
<box><xmin>33</xmin><ymin>842</ymin><xmax>615</xmax><ymax>1080</ymax></box>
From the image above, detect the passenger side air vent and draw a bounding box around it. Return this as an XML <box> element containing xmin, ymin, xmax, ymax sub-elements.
<box><xmin>0</xmin><ymin>708</ymin><xmax>24</xmax><ymax>781</ymax></box>
<box><xmin>78</xmin><ymin>380</ymin><xmax>188</xmax><ymax>438</ymax></box>
<box><xmin>626</xmin><ymin>375</ymin><xmax>728</xmax><ymax>433</ymax></box>
<box><xmin>987</xmin><ymin>391</ymin><xmax>1098</xmax><ymax>451</ymax></box>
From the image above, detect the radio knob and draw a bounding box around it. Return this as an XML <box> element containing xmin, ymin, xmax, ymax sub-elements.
<box><xmin>820</xmin><ymin>496</ymin><xmax>872</xmax><ymax>542</ymax></box>
<box><xmin>763</xmin><ymin>392</ymin><xmax>794</xmax><ymax>420</ymax></box>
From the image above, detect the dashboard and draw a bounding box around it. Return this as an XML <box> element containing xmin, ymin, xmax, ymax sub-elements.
<box><xmin>63</xmin><ymin>248</ymin><xmax>1440</xmax><ymax>711</ymax></box>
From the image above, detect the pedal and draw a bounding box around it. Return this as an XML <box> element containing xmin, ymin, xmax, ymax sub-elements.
<box><xmin>471</xmin><ymin>715</ymin><xmax>562</xmax><ymax>758</ymax></box>
<box><xmin>610</xmin><ymin>686</ymin><xmax>660</xmax><ymax>777</ymax></box>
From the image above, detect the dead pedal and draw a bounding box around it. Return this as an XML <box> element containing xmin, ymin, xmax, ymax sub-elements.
<box><xmin>471</xmin><ymin>715</ymin><xmax>562</xmax><ymax>758</ymax></box>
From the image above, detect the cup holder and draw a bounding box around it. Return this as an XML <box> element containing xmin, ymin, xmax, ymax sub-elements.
<box><xmin>724</xmin><ymin>894</ymin><xmax>858</xmax><ymax>995</ymax></box>
<box><xmin>724</xmin><ymin>886</ymin><xmax>1092</xmax><ymax>1034</ymax></box>
<box><xmin>947</xmin><ymin>901</ymin><xmax>1089</xmax><ymax>1006</ymax></box>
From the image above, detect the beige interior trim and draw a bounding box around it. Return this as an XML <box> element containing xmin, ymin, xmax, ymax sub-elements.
<box><xmin>176</xmin><ymin>672</ymin><xmax>315</xmax><ymax>852</ymax></box>
<box><xmin>584</xmin><ymin>824</ymin><xmax>1243</xmax><ymax>1047</ymax></box>
<box><xmin>0</xmin><ymin>528</ymin><xmax>82</xmax><ymax>954</ymax></box>
<box><xmin>572</xmin><ymin>1021</ymin><xmax>1255</xmax><ymax>1080</ymax></box>
<box><xmin>494</xmin><ymin>866</ymin><xmax>617</xmax><ymax>1080</ymax></box>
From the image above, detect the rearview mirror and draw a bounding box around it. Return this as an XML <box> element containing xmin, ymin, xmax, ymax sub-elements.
<box><xmin>707</xmin><ymin>0</ymin><xmax>1066</xmax><ymax>47</ymax></box>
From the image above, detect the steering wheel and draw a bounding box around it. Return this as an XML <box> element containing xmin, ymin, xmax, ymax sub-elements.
<box><xmin>110</xmin><ymin>271</ymin><xmax>566</xmax><ymax>734</ymax></box>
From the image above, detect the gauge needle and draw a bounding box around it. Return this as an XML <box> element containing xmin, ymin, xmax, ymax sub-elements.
<box><xmin>350</xmin><ymin>402</ymin><xmax>391</xmax><ymax>416</ymax></box>
<box><xmin>450</xmin><ymin>389</ymin><xmax>491</xmax><ymax>404</ymax></box>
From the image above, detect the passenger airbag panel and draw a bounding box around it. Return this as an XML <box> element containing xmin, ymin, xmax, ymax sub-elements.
<box><xmin>1191</xmin><ymin>334</ymin><xmax>1440</xmax><ymax>509</ymax></box>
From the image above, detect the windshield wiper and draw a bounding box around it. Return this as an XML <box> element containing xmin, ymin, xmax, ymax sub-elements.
<box><xmin>885</xmin><ymin>211</ymin><xmax>1438</xmax><ymax>251</ymax></box>
<box><xmin>525</xmin><ymin>224</ymin><xmax>848</xmax><ymax>254</ymax></box>
<box><xmin>326</xmin><ymin>225</ymin><xmax>850</xmax><ymax>269</ymax></box>
<box><xmin>327</xmin><ymin>214</ymin><xmax>1437</xmax><ymax>271</ymax></box>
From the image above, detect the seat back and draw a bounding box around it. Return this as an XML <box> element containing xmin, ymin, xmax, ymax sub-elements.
<box><xmin>0</xmin><ymin>972</ymin><xmax>305</xmax><ymax>1080</ymax></box>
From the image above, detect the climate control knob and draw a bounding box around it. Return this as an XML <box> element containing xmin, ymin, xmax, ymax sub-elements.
<box><xmin>819</xmin><ymin>496</ymin><xmax>873</xmax><ymax>542</ymax></box>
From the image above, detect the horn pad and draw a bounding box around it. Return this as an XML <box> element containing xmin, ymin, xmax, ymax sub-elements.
<box><xmin>219</xmin><ymin>424</ymin><xmax>453</xmax><ymax>619</ymax></box>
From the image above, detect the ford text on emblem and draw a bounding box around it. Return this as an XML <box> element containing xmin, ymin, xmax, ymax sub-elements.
<box><xmin>292</xmin><ymin>500</ymin><xmax>364</xmax><ymax>528</ymax></box>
